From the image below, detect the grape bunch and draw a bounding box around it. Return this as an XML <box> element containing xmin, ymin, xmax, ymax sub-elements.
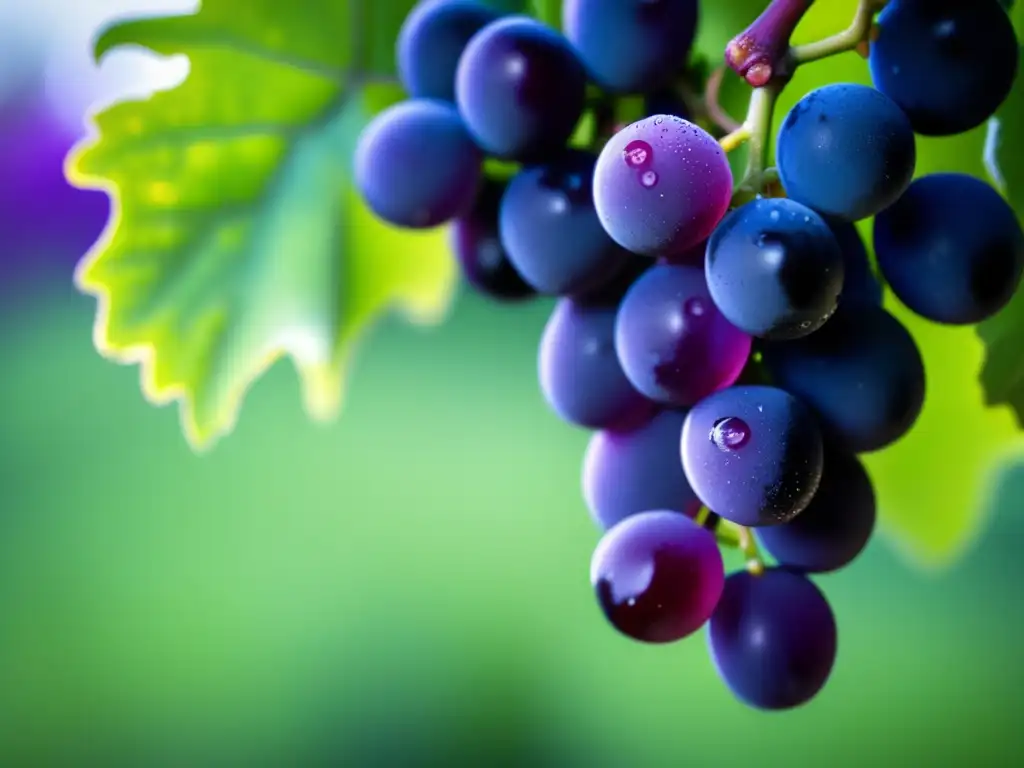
<box><xmin>354</xmin><ymin>0</ymin><xmax>1024</xmax><ymax>710</ymax></box>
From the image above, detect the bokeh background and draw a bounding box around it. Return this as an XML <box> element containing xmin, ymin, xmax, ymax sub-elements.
<box><xmin>1</xmin><ymin>1</ymin><xmax>1023</xmax><ymax>765</ymax></box>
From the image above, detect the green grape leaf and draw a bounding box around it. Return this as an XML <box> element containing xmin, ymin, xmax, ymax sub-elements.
<box><xmin>66</xmin><ymin>0</ymin><xmax>459</xmax><ymax>451</ymax></box>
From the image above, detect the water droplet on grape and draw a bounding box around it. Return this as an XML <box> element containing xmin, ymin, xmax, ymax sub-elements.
<box><xmin>769</xmin><ymin>209</ymin><xmax>780</xmax><ymax>222</ymax></box>
<box><xmin>684</xmin><ymin>297</ymin><xmax>706</xmax><ymax>317</ymax></box>
<box><xmin>623</xmin><ymin>140</ymin><xmax>653</xmax><ymax>169</ymax></box>
<box><xmin>710</xmin><ymin>417</ymin><xmax>751</xmax><ymax>451</ymax></box>
<box><xmin>640</xmin><ymin>170</ymin><xmax>659</xmax><ymax>188</ymax></box>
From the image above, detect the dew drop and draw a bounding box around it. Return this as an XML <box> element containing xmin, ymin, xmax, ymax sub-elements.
<box><xmin>623</xmin><ymin>140</ymin><xmax>654</xmax><ymax>169</ymax></box>
<box><xmin>710</xmin><ymin>417</ymin><xmax>751</xmax><ymax>451</ymax></box>
<box><xmin>769</xmin><ymin>209</ymin><xmax>780</xmax><ymax>222</ymax></box>
<box><xmin>640</xmin><ymin>170</ymin><xmax>659</xmax><ymax>188</ymax></box>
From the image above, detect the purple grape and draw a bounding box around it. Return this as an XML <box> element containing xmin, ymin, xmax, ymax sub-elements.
<box><xmin>455</xmin><ymin>16</ymin><xmax>587</xmax><ymax>161</ymax></box>
<box><xmin>708</xmin><ymin>569</ymin><xmax>837</xmax><ymax>710</ymax></box>
<box><xmin>593</xmin><ymin>115</ymin><xmax>733</xmax><ymax>258</ymax></box>
<box><xmin>354</xmin><ymin>99</ymin><xmax>482</xmax><ymax>228</ymax></box>
<box><xmin>680</xmin><ymin>386</ymin><xmax>823</xmax><ymax>527</ymax></box>
<box><xmin>757</xmin><ymin>444</ymin><xmax>877</xmax><ymax>574</ymax></box>
<box><xmin>591</xmin><ymin>511</ymin><xmax>725</xmax><ymax>643</ymax></box>
<box><xmin>539</xmin><ymin>299</ymin><xmax>655</xmax><ymax>430</ymax></box>
<box><xmin>583</xmin><ymin>409</ymin><xmax>701</xmax><ymax>531</ymax></box>
<box><xmin>573</xmin><ymin>253</ymin><xmax>652</xmax><ymax>307</ymax></box>
<box><xmin>614</xmin><ymin>263</ymin><xmax>752</xmax><ymax>407</ymax></box>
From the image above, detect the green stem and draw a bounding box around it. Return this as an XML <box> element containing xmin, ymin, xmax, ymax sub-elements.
<box><xmin>737</xmin><ymin>526</ymin><xmax>766</xmax><ymax>576</ymax></box>
<box><xmin>790</xmin><ymin>0</ymin><xmax>888</xmax><ymax>64</ymax></box>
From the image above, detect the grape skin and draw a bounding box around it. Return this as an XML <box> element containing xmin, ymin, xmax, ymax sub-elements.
<box><xmin>583</xmin><ymin>409</ymin><xmax>701</xmax><ymax>531</ymax></box>
<box><xmin>449</xmin><ymin>178</ymin><xmax>536</xmax><ymax>301</ymax></box>
<box><xmin>499</xmin><ymin>150</ymin><xmax>630</xmax><ymax>296</ymax></box>
<box><xmin>828</xmin><ymin>220</ymin><xmax>882</xmax><ymax>307</ymax></box>
<box><xmin>708</xmin><ymin>569</ymin><xmax>837</xmax><ymax>710</ymax></box>
<box><xmin>562</xmin><ymin>0</ymin><xmax>699</xmax><ymax>94</ymax></box>
<box><xmin>397</xmin><ymin>0</ymin><xmax>501</xmax><ymax>103</ymax></box>
<box><xmin>869</xmin><ymin>0</ymin><xmax>1019</xmax><ymax>137</ymax></box>
<box><xmin>705</xmin><ymin>198</ymin><xmax>844</xmax><ymax>341</ymax></box>
<box><xmin>593</xmin><ymin>115</ymin><xmax>733</xmax><ymax>258</ymax></box>
<box><xmin>354</xmin><ymin>99</ymin><xmax>482</xmax><ymax>229</ymax></box>
<box><xmin>455</xmin><ymin>16</ymin><xmax>586</xmax><ymax>161</ymax></box>
<box><xmin>539</xmin><ymin>299</ymin><xmax>655</xmax><ymax>430</ymax></box>
<box><xmin>614</xmin><ymin>263</ymin><xmax>751</xmax><ymax>407</ymax></box>
<box><xmin>777</xmin><ymin>83</ymin><xmax>916</xmax><ymax>222</ymax></box>
<box><xmin>757</xmin><ymin>444</ymin><xmax>877</xmax><ymax>573</ymax></box>
<box><xmin>762</xmin><ymin>304</ymin><xmax>926</xmax><ymax>454</ymax></box>
<box><xmin>591</xmin><ymin>511</ymin><xmax>724</xmax><ymax>644</ymax></box>
<box><xmin>680</xmin><ymin>385</ymin><xmax>823</xmax><ymax>528</ymax></box>
<box><xmin>873</xmin><ymin>173</ymin><xmax>1024</xmax><ymax>325</ymax></box>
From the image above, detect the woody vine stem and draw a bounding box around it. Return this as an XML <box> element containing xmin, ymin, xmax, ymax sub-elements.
<box><xmin>706</xmin><ymin>0</ymin><xmax>887</xmax><ymax>573</ymax></box>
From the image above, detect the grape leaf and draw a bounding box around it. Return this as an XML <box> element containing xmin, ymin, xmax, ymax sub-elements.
<box><xmin>66</xmin><ymin>0</ymin><xmax>459</xmax><ymax>450</ymax></box>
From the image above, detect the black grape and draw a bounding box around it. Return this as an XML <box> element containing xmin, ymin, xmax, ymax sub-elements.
<box><xmin>762</xmin><ymin>304</ymin><xmax>925</xmax><ymax>453</ymax></box>
<box><xmin>583</xmin><ymin>409</ymin><xmax>701</xmax><ymax>531</ymax></box>
<box><xmin>354</xmin><ymin>99</ymin><xmax>482</xmax><ymax>229</ymax></box>
<box><xmin>539</xmin><ymin>299</ymin><xmax>655</xmax><ymax>430</ymax></box>
<box><xmin>757</xmin><ymin>443</ymin><xmax>877</xmax><ymax>573</ymax></box>
<box><xmin>777</xmin><ymin>83</ymin><xmax>916</xmax><ymax>222</ymax></box>
<box><xmin>874</xmin><ymin>173</ymin><xmax>1024</xmax><ymax>325</ymax></box>
<box><xmin>680</xmin><ymin>385</ymin><xmax>823</xmax><ymax>528</ymax></box>
<box><xmin>828</xmin><ymin>220</ymin><xmax>882</xmax><ymax>307</ymax></box>
<box><xmin>869</xmin><ymin>0</ymin><xmax>1019</xmax><ymax>136</ymax></box>
<box><xmin>705</xmin><ymin>198</ymin><xmax>844</xmax><ymax>340</ymax></box>
<box><xmin>708</xmin><ymin>569</ymin><xmax>837</xmax><ymax>710</ymax></box>
<box><xmin>449</xmin><ymin>179</ymin><xmax>535</xmax><ymax>301</ymax></box>
<box><xmin>456</xmin><ymin>16</ymin><xmax>586</xmax><ymax>161</ymax></box>
<box><xmin>397</xmin><ymin>0</ymin><xmax>501</xmax><ymax>102</ymax></box>
<box><xmin>591</xmin><ymin>511</ymin><xmax>724</xmax><ymax>644</ymax></box>
<box><xmin>499</xmin><ymin>150</ymin><xmax>630</xmax><ymax>296</ymax></box>
<box><xmin>562</xmin><ymin>0</ymin><xmax>698</xmax><ymax>93</ymax></box>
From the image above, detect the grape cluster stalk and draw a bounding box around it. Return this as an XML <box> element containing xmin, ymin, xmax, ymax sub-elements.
<box><xmin>354</xmin><ymin>0</ymin><xmax>1024</xmax><ymax>710</ymax></box>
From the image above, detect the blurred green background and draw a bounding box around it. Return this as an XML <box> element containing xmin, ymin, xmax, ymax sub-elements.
<box><xmin>1</xmin><ymin>0</ymin><xmax>1024</xmax><ymax>765</ymax></box>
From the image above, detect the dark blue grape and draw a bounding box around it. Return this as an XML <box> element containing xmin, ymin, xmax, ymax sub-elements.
<box><xmin>449</xmin><ymin>179</ymin><xmax>535</xmax><ymax>300</ymax></box>
<box><xmin>499</xmin><ymin>150</ymin><xmax>630</xmax><ymax>295</ymax></box>
<box><xmin>708</xmin><ymin>569</ymin><xmax>837</xmax><ymax>710</ymax></box>
<box><xmin>874</xmin><ymin>173</ymin><xmax>1024</xmax><ymax>325</ymax></box>
<box><xmin>828</xmin><ymin>220</ymin><xmax>882</xmax><ymax>306</ymax></box>
<box><xmin>539</xmin><ymin>299</ymin><xmax>655</xmax><ymax>430</ymax></box>
<box><xmin>592</xmin><ymin>511</ymin><xmax>724</xmax><ymax>644</ymax></box>
<box><xmin>869</xmin><ymin>0</ymin><xmax>1019</xmax><ymax>136</ymax></box>
<box><xmin>397</xmin><ymin>0</ymin><xmax>501</xmax><ymax>102</ymax></box>
<box><xmin>705</xmin><ymin>198</ymin><xmax>844</xmax><ymax>340</ymax></box>
<box><xmin>573</xmin><ymin>253</ymin><xmax>651</xmax><ymax>307</ymax></box>
<box><xmin>456</xmin><ymin>16</ymin><xmax>586</xmax><ymax>161</ymax></box>
<box><xmin>681</xmin><ymin>386</ymin><xmax>823</xmax><ymax>527</ymax></box>
<box><xmin>614</xmin><ymin>264</ymin><xmax>751</xmax><ymax>406</ymax></box>
<box><xmin>355</xmin><ymin>99</ymin><xmax>482</xmax><ymax>229</ymax></box>
<box><xmin>777</xmin><ymin>83</ymin><xmax>916</xmax><ymax>221</ymax></box>
<box><xmin>562</xmin><ymin>0</ymin><xmax>698</xmax><ymax>93</ymax></box>
<box><xmin>583</xmin><ymin>409</ymin><xmax>701</xmax><ymax>531</ymax></box>
<box><xmin>757</xmin><ymin>444</ymin><xmax>876</xmax><ymax>573</ymax></box>
<box><xmin>643</xmin><ymin>87</ymin><xmax>691</xmax><ymax>121</ymax></box>
<box><xmin>762</xmin><ymin>304</ymin><xmax>925</xmax><ymax>453</ymax></box>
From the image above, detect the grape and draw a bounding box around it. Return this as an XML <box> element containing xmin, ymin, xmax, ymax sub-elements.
<box><xmin>614</xmin><ymin>263</ymin><xmax>751</xmax><ymax>406</ymax></box>
<box><xmin>355</xmin><ymin>99</ymin><xmax>482</xmax><ymax>229</ymax></box>
<box><xmin>873</xmin><ymin>173</ymin><xmax>1024</xmax><ymax>325</ymax></box>
<box><xmin>776</xmin><ymin>83</ymin><xmax>916</xmax><ymax>222</ymax></box>
<box><xmin>680</xmin><ymin>385</ymin><xmax>823</xmax><ymax>527</ymax></box>
<box><xmin>449</xmin><ymin>179</ymin><xmax>535</xmax><ymax>301</ymax></box>
<box><xmin>583</xmin><ymin>409</ymin><xmax>701</xmax><ymax>531</ymax></box>
<box><xmin>574</xmin><ymin>253</ymin><xmax>651</xmax><ymax>307</ymax></box>
<box><xmin>455</xmin><ymin>16</ymin><xmax>587</xmax><ymax>161</ymax></box>
<box><xmin>869</xmin><ymin>0</ymin><xmax>1019</xmax><ymax>137</ymax></box>
<box><xmin>705</xmin><ymin>198</ymin><xmax>844</xmax><ymax>341</ymax></box>
<box><xmin>539</xmin><ymin>299</ymin><xmax>654</xmax><ymax>430</ymax></box>
<box><xmin>593</xmin><ymin>115</ymin><xmax>733</xmax><ymax>258</ymax></box>
<box><xmin>499</xmin><ymin>150</ymin><xmax>630</xmax><ymax>296</ymax></box>
<box><xmin>643</xmin><ymin>88</ymin><xmax>691</xmax><ymax>121</ymax></box>
<box><xmin>828</xmin><ymin>220</ymin><xmax>882</xmax><ymax>307</ymax></box>
<box><xmin>591</xmin><ymin>511</ymin><xmax>724</xmax><ymax>644</ymax></box>
<box><xmin>757</xmin><ymin>444</ymin><xmax>876</xmax><ymax>573</ymax></box>
<box><xmin>562</xmin><ymin>0</ymin><xmax>698</xmax><ymax>93</ymax></box>
<box><xmin>397</xmin><ymin>0</ymin><xmax>501</xmax><ymax>103</ymax></box>
<box><xmin>708</xmin><ymin>569</ymin><xmax>837</xmax><ymax>710</ymax></box>
<box><xmin>761</xmin><ymin>304</ymin><xmax>925</xmax><ymax>453</ymax></box>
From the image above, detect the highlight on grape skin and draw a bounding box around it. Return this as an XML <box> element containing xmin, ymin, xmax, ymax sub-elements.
<box><xmin>593</xmin><ymin>115</ymin><xmax>733</xmax><ymax>258</ymax></box>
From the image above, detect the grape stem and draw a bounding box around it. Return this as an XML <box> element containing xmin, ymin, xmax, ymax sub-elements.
<box><xmin>790</xmin><ymin>0</ymin><xmax>888</xmax><ymax>64</ymax></box>
<box><xmin>736</xmin><ymin>526</ymin><xmax>766</xmax><ymax>576</ymax></box>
